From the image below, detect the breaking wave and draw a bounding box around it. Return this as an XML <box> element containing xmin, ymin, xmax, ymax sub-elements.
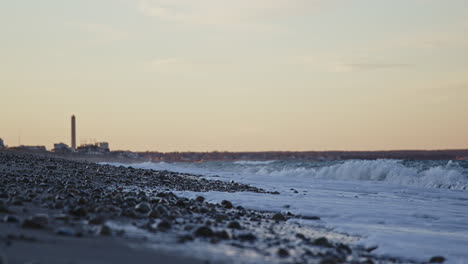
<box><xmin>246</xmin><ymin>160</ymin><xmax>468</xmax><ymax>190</ymax></box>
<box><xmin>108</xmin><ymin>159</ymin><xmax>468</xmax><ymax>190</ymax></box>
<box><xmin>233</xmin><ymin>160</ymin><xmax>277</xmax><ymax>165</ymax></box>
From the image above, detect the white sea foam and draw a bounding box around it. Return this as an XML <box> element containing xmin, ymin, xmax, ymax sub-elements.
<box><xmin>115</xmin><ymin>159</ymin><xmax>468</xmax><ymax>190</ymax></box>
<box><xmin>233</xmin><ymin>160</ymin><xmax>277</xmax><ymax>165</ymax></box>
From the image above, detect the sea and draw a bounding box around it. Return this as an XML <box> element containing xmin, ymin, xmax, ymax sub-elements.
<box><xmin>111</xmin><ymin>159</ymin><xmax>468</xmax><ymax>263</ymax></box>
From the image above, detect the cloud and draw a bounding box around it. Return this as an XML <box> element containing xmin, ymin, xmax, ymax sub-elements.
<box><xmin>137</xmin><ymin>0</ymin><xmax>325</xmax><ymax>26</ymax></box>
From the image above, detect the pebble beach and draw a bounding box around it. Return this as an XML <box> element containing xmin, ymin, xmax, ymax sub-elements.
<box><xmin>0</xmin><ymin>151</ymin><xmax>433</xmax><ymax>264</ymax></box>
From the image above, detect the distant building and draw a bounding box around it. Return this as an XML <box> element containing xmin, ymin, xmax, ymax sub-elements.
<box><xmin>98</xmin><ymin>142</ymin><xmax>109</xmax><ymax>151</ymax></box>
<box><xmin>0</xmin><ymin>138</ymin><xmax>4</xmax><ymax>149</ymax></box>
<box><xmin>11</xmin><ymin>145</ymin><xmax>47</xmax><ymax>152</ymax></box>
<box><xmin>53</xmin><ymin>143</ymin><xmax>72</xmax><ymax>153</ymax></box>
<box><xmin>77</xmin><ymin>142</ymin><xmax>110</xmax><ymax>154</ymax></box>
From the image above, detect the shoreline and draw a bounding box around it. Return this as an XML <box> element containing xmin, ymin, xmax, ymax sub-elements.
<box><xmin>0</xmin><ymin>151</ymin><xmax>431</xmax><ymax>263</ymax></box>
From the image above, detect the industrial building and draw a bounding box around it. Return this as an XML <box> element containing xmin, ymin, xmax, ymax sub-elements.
<box><xmin>53</xmin><ymin>143</ymin><xmax>72</xmax><ymax>153</ymax></box>
<box><xmin>0</xmin><ymin>138</ymin><xmax>4</xmax><ymax>149</ymax></box>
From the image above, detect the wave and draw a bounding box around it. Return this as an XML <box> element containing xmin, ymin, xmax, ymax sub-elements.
<box><xmin>233</xmin><ymin>160</ymin><xmax>277</xmax><ymax>165</ymax></box>
<box><xmin>245</xmin><ymin>160</ymin><xmax>468</xmax><ymax>190</ymax></box>
<box><xmin>106</xmin><ymin>159</ymin><xmax>468</xmax><ymax>190</ymax></box>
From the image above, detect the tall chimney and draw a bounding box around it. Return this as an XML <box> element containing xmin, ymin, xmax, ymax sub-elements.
<box><xmin>71</xmin><ymin>115</ymin><xmax>76</xmax><ymax>150</ymax></box>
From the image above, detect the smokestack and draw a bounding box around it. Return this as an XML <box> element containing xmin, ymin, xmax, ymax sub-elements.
<box><xmin>71</xmin><ymin>115</ymin><xmax>76</xmax><ymax>150</ymax></box>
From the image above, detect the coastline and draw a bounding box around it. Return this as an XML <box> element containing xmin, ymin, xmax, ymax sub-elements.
<box><xmin>0</xmin><ymin>151</ymin><xmax>429</xmax><ymax>263</ymax></box>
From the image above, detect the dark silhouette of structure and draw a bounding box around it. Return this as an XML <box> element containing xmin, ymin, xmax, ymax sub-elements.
<box><xmin>71</xmin><ymin>115</ymin><xmax>76</xmax><ymax>150</ymax></box>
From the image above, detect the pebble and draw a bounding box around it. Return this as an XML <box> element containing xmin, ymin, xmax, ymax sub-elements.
<box><xmin>70</xmin><ymin>206</ymin><xmax>88</xmax><ymax>217</ymax></box>
<box><xmin>3</xmin><ymin>215</ymin><xmax>20</xmax><ymax>223</ymax></box>
<box><xmin>194</xmin><ymin>226</ymin><xmax>214</xmax><ymax>237</ymax></box>
<box><xmin>221</xmin><ymin>200</ymin><xmax>233</xmax><ymax>209</ymax></box>
<box><xmin>277</xmin><ymin>248</ymin><xmax>289</xmax><ymax>258</ymax></box>
<box><xmin>56</xmin><ymin>227</ymin><xmax>76</xmax><ymax>236</ymax></box>
<box><xmin>238</xmin><ymin>233</ymin><xmax>256</xmax><ymax>242</ymax></box>
<box><xmin>88</xmin><ymin>215</ymin><xmax>107</xmax><ymax>225</ymax></box>
<box><xmin>272</xmin><ymin>213</ymin><xmax>287</xmax><ymax>221</ymax></box>
<box><xmin>430</xmin><ymin>256</ymin><xmax>446</xmax><ymax>263</ymax></box>
<box><xmin>227</xmin><ymin>221</ymin><xmax>242</xmax><ymax>229</ymax></box>
<box><xmin>158</xmin><ymin>220</ymin><xmax>172</xmax><ymax>231</ymax></box>
<box><xmin>135</xmin><ymin>202</ymin><xmax>151</xmax><ymax>214</ymax></box>
<box><xmin>22</xmin><ymin>214</ymin><xmax>49</xmax><ymax>229</ymax></box>
<box><xmin>100</xmin><ymin>225</ymin><xmax>112</xmax><ymax>236</ymax></box>
<box><xmin>313</xmin><ymin>237</ymin><xmax>333</xmax><ymax>248</ymax></box>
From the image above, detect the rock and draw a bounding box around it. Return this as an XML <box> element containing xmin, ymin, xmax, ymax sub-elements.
<box><xmin>178</xmin><ymin>234</ymin><xmax>194</xmax><ymax>243</ymax></box>
<box><xmin>272</xmin><ymin>213</ymin><xmax>287</xmax><ymax>221</ymax></box>
<box><xmin>149</xmin><ymin>210</ymin><xmax>160</xmax><ymax>219</ymax></box>
<box><xmin>158</xmin><ymin>220</ymin><xmax>172</xmax><ymax>231</ymax></box>
<box><xmin>238</xmin><ymin>233</ymin><xmax>256</xmax><ymax>242</ymax></box>
<box><xmin>195</xmin><ymin>196</ymin><xmax>205</xmax><ymax>203</ymax></box>
<box><xmin>100</xmin><ymin>225</ymin><xmax>112</xmax><ymax>236</ymax></box>
<box><xmin>70</xmin><ymin>206</ymin><xmax>88</xmax><ymax>217</ymax></box>
<box><xmin>320</xmin><ymin>257</ymin><xmax>341</xmax><ymax>264</ymax></box>
<box><xmin>313</xmin><ymin>237</ymin><xmax>333</xmax><ymax>248</ymax></box>
<box><xmin>215</xmin><ymin>230</ymin><xmax>230</xmax><ymax>240</ymax></box>
<box><xmin>88</xmin><ymin>215</ymin><xmax>106</xmax><ymax>225</ymax></box>
<box><xmin>22</xmin><ymin>214</ymin><xmax>49</xmax><ymax>229</ymax></box>
<box><xmin>0</xmin><ymin>203</ymin><xmax>10</xmax><ymax>213</ymax></box>
<box><xmin>337</xmin><ymin>243</ymin><xmax>352</xmax><ymax>254</ymax></box>
<box><xmin>221</xmin><ymin>200</ymin><xmax>233</xmax><ymax>209</ymax></box>
<box><xmin>429</xmin><ymin>256</ymin><xmax>446</xmax><ymax>263</ymax></box>
<box><xmin>56</xmin><ymin>227</ymin><xmax>76</xmax><ymax>236</ymax></box>
<box><xmin>194</xmin><ymin>226</ymin><xmax>214</xmax><ymax>237</ymax></box>
<box><xmin>3</xmin><ymin>215</ymin><xmax>20</xmax><ymax>223</ymax></box>
<box><xmin>227</xmin><ymin>221</ymin><xmax>242</xmax><ymax>229</ymax></box>
<box><xmin>302</xmin><ymin>215</ymin><xmax>321</xmax><ymax>220</ymax></box>
<box><xmin>277</xmin><ymin>248</ymin><xmax>289</xmax><ymax>258</ymax></box>
<box><xmin>53</xmin><ymin>214</ymin><xmax>69</xmax><ymax>221</ymax></box>
<box><xmin>175</xmin><ymin>199</ymin><xmax>186</xmax><ymax>208</ymax></box>
<box><xmin>215</xmin><ymin>214</ymin><xmax>228</xmax><ymax>223</ymax></box>
<box><xmin>135</xmin><ymin>202</ymin><xmax>151</xmax><ymax>214</ymax></box>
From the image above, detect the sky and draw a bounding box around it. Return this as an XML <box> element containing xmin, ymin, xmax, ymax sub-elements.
<box><xmin>1</xmin><ymin>0</ymin><xmax>468</xmax><ymax>152</ymax></box>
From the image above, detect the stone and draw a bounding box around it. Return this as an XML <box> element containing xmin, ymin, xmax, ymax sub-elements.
<box><xmin>194</xmin><ymin>226</ymin><xmax>214</xmax><ymax>237</ymax></box>
<box><xmin>135</xmin><ymin>202</ymin><xmax>151</xmax><ymax>214</ymax></box>
<box><xmin>56</xmin><ymin>227</ymin><xmax>76</xmax><ymax>236</ymax></box>
<box><xmin>149</xmin><ymin>210</ymin><xmax>160</xmax><ymax>219</ymax></box>
<box><xmin>70</xmin><ymin>206</ymin><xmax>88</xmax><ymax>217</ymax></box>
<box><xmin>215</xmin><ymin>230</ymin><xmax>230</xmax><ymax>240</ymax></box>
<box><xmin>272</xmin><ymin>213</ymin><xmax>287</xmax><ymax>221</ymax></box>
<box><xmin>100</xmin><ymin>225</ymin><xmax>112</xmax><ymax>236</ymax></box>
<box><xmin>221</xmin><ymin>200</ymin><xmax>233</xmax><ymax>209</ymax></box>
<box><xmin>88</xmin><ymin>215</ymin><xmax>106</xmax><ymax>225</ymax></box>
<box><xmin>313</xmin><ymin>237</ymin><xmax>333</xmax><ymax>248</ymax></box>
<box><xmin>238</xmin><ymin>233</ymin><xmax>256</xmax><ymax>242</ymax></box>
<box><xmin>158</xmin><ymin>220</ymin><xmax>172</xmax><ymax>231</ymax></box>
<box><xmin>195</xmin><ymin>196</ymin><xmax>205</xmax><ymax>203</ymax></box>
<box><xmin>277</xmin><ymin>248</ymin><xmax>289</xmax><ymax>258</ymax></box>
<box><xmin>429</xmin><ymin>256</ymin><xmax>446</xmax><ymax>263</ymax></box>
<box><xmin>3</xmin><ymin>215</ymin><xmax>20</xmax><ymax>223</ymax></box>
<box><xmin>22</xmin><ymin>214</ymin><xmax>49</xmax><ymax>229</ymax></box>
<box><xmin>0</xmin><ymin>203</ymin><xmax>10</xmax><ymax>213</ymax></box>
<box><xmin>227</xmin><ymin>221</ymin><xmax>242</xmax><ymax>229</ymax></box>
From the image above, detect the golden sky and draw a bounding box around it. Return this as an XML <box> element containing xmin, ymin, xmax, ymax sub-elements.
<box><xmin>1</xmin><ymin>0</ymin><xmax>468</xmax><ymax>151</ymax></box>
